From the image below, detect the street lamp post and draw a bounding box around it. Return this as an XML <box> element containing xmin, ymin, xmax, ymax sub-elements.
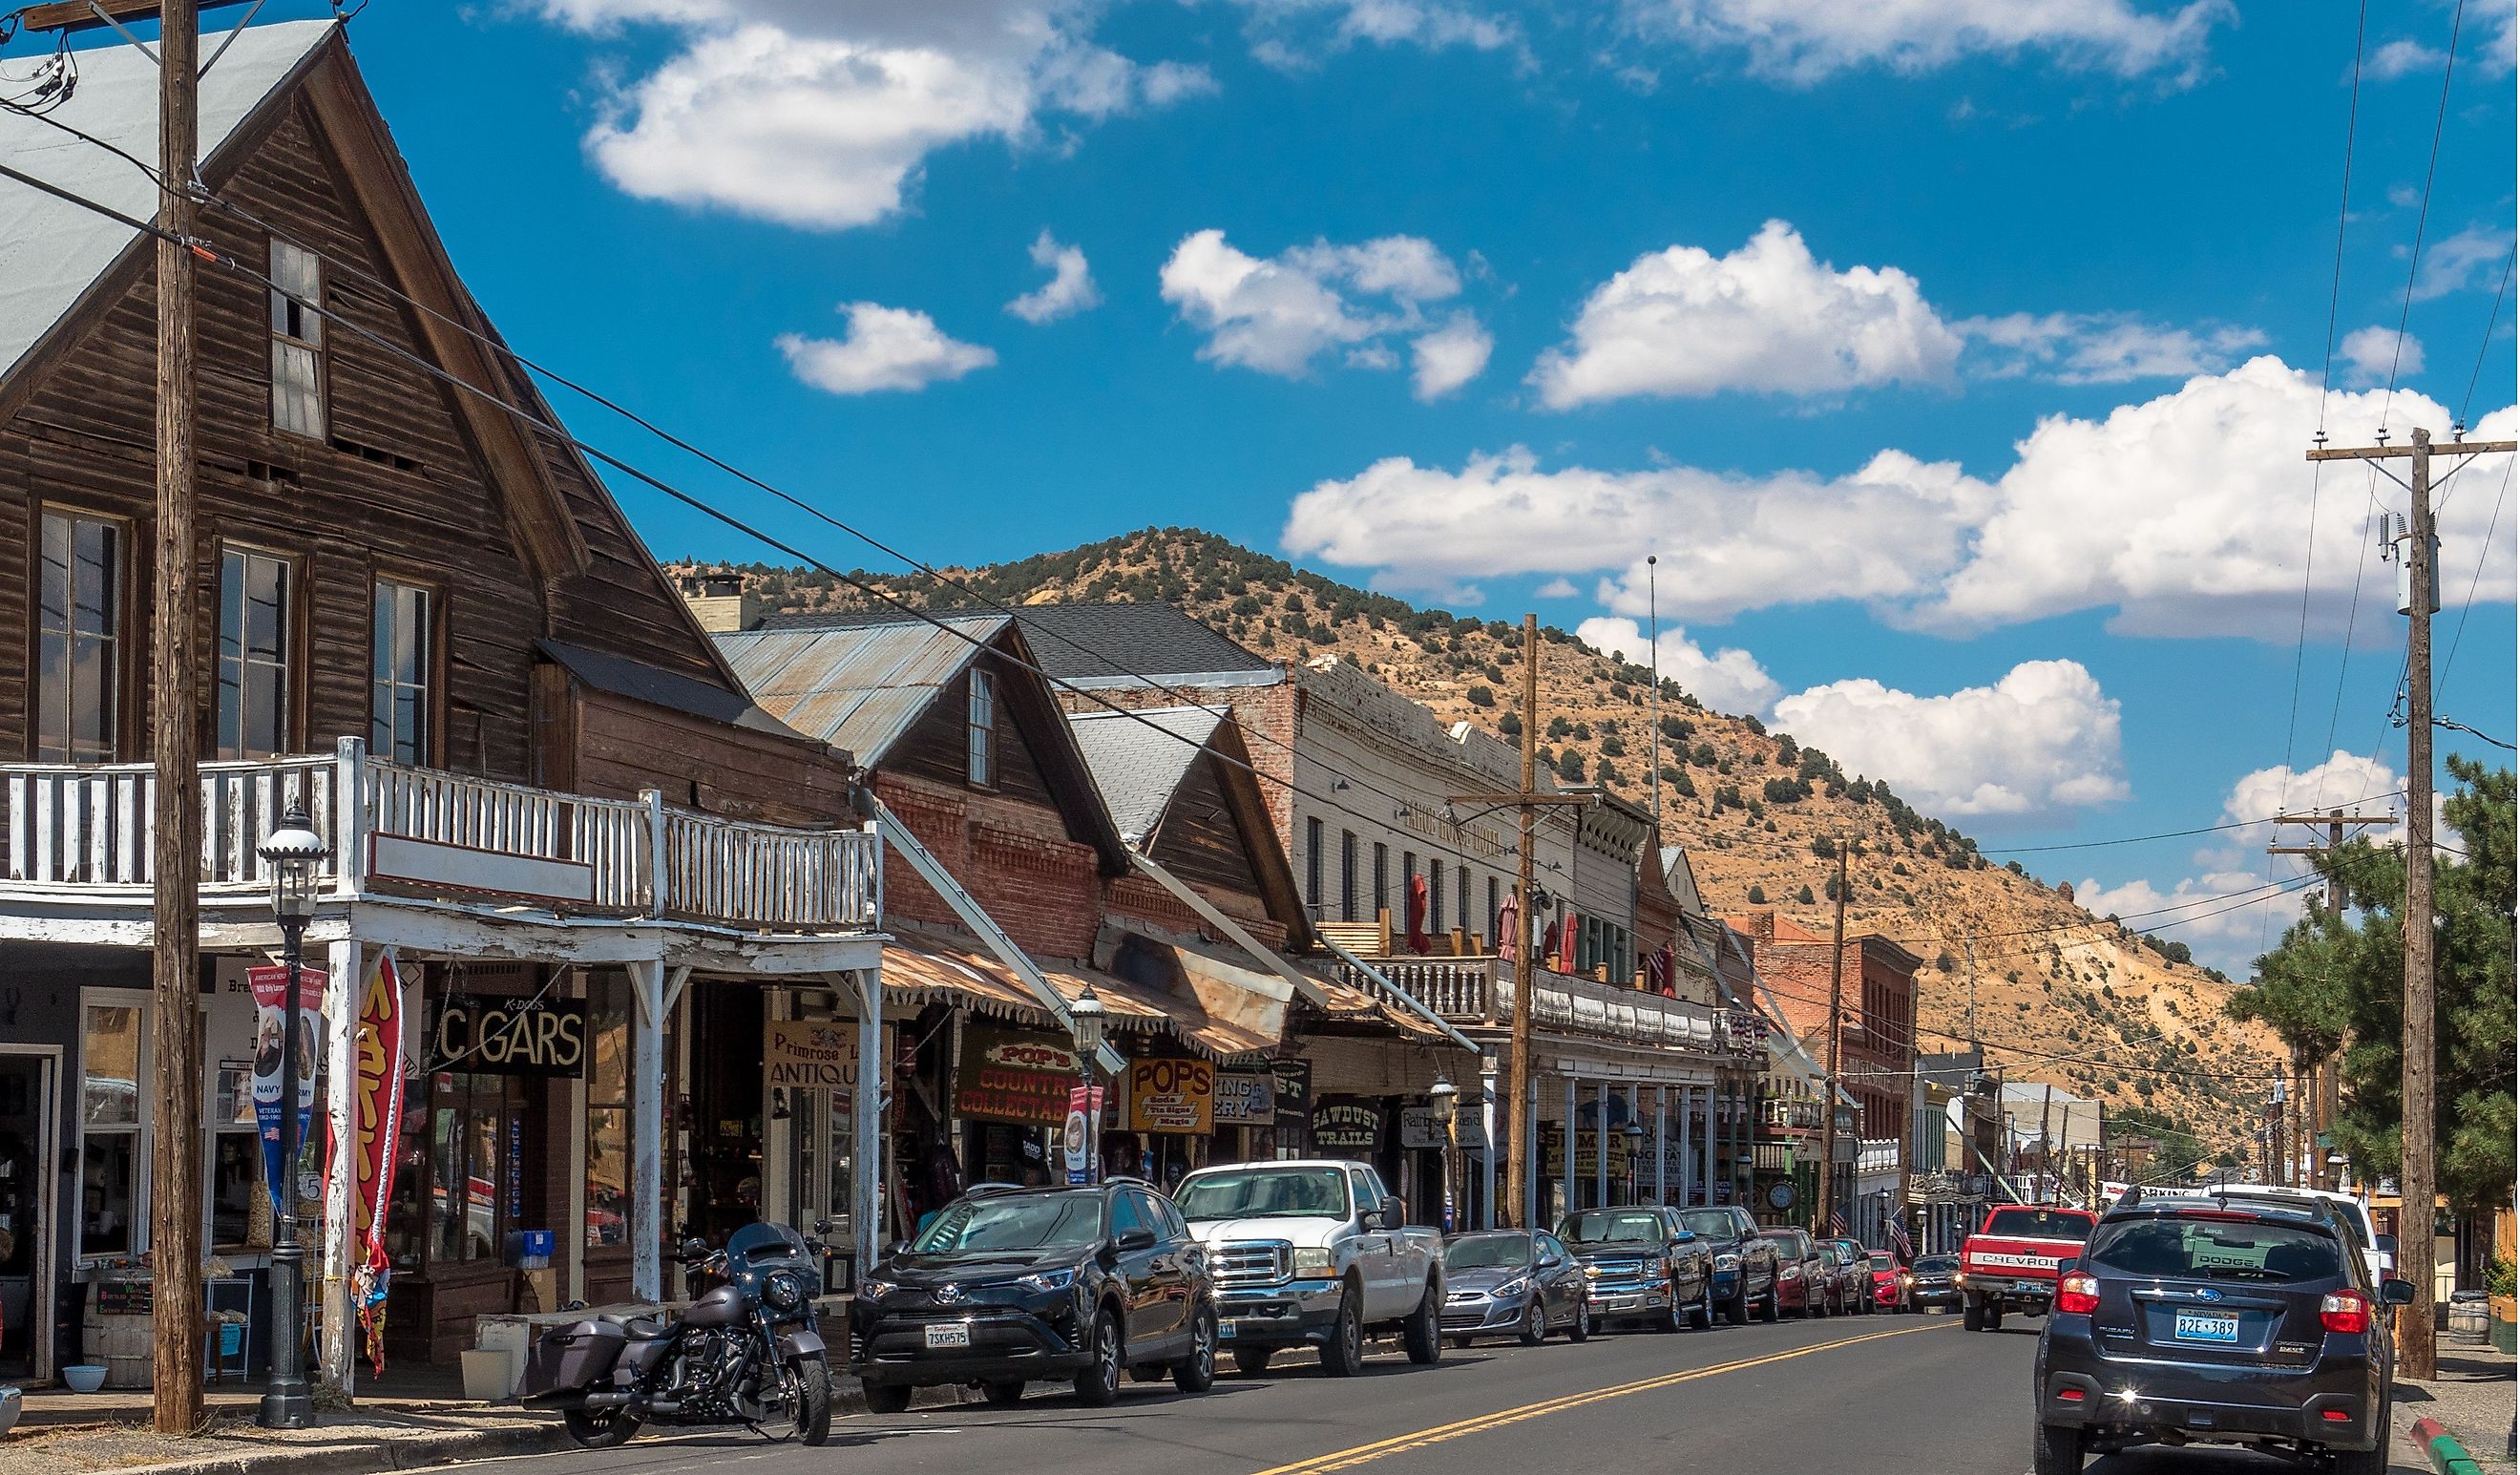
<box><xmin>1429</xmin><ymin>1077</ymin><xmax>1458</xmax><ymax>1232</ymax></box>
<box><xmin>1623</xmin><ymin>1122</ymin><xmax>1645</xmax><ymax>1204</ymax></box>
<box><xmin>256</xmin><ymin>806</ymin><xmax>327</xmax><ymax>1430</ymax></box>
<box><xmin>1070</xmin><ymin>987</ymin><xmax>1108</xmax><ymax>1186</ymax></box>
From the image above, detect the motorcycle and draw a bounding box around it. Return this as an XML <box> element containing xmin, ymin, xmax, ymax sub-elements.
<box><xmin>518</xmin><ymin>1222</ymin><xmax>833</xmax><ymax>1448</ymax></box>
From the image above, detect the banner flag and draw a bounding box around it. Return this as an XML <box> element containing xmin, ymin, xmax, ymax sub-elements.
<box><xmin>351</xmin><ymin>951</ymin><xmax>406</xmax><ymax>1375</ymax></box>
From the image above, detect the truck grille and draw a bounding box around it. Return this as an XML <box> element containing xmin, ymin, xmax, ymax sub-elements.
<box><xmin>1214</xmin><ymin>1240</ymin><xmax>1292</xmax><ymax>1288</ymax></box>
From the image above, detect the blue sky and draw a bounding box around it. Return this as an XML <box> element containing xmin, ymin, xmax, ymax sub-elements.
<box><xmin>11</xmin><ymin>0</ymin><xmax>2513</xmax><ymax>972</ymax></box>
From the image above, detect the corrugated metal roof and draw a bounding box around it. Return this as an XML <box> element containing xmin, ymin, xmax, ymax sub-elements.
<box><xmin>880</xmin><ymin>929</ymin><xmax>1272</xmax><ymax>1061</ymax></box>
<box><xmin>713</xmin><ymin>616</ymin><xmax>1007</xmax><ymax>763</ymax></box>
<box><xmin>1065</xmin><ymin>705</ymin><xmax>1225</xmax><ymax>846</ymax></box>
<box><xmin>0</xmin><ymin>21</ymin><xmax>336</xmax><ymax>383</ymax></box>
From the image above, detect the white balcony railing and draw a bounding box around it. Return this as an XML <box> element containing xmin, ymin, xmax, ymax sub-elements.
<box><xmin>1337</xmin><ymin>954</ymin><xmax>1754</xmax><ymax>1057</ymax></box>
<box><xmin>1</xmin><ymin>738</ymin><xmax>879</xmax><ymax>932</ymax></box>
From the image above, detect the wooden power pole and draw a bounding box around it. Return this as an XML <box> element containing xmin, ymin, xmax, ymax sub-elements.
<box><xmin>151</xmin><ymin>0</ymin><xmax>205</xmax><ymax>1434</ymax></box>
<box><xmin>1452</xmin><ymin>615</ymin><xmax>1589</xmax><ymax>1229</ymax></box>
<box><xmin>2309</xmin><ymin>424</ymin><xmax>2513</xmax><ymax>1380</ymax></box>
<box><xmin>1816</xmin><ymin>838</ymin><xmax>1848</xmax><ymax>1234</ymax></box>
<box><xmin>2269</xmin><ymin>806</ymin><xmax>2390</xmax><ymax>1191</ymax></box>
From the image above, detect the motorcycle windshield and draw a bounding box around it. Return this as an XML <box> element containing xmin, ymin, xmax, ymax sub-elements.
<box><xmin>727</xmin><ymin>1221</ymin><xmax>815</xmax><ymax>1271</ymax></box>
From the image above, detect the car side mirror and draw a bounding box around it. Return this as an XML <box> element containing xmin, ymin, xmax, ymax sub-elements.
<box><xmin>2374</xmin><ymin>1233</ymin><xmax>2399</xmax><ymax>1257</ymax></box>
<box><xmin>2055</xmin><ymin>1257</ymin><xmax>2079</xmax><ymax>1275</ymax></box>
<box><xmin>1540</xmin><ymin>1253</ymin><xmax>1563</xmax><ymax>1269</ymax></box>
<box><xmin>1376</xmin><ymin>1200</ymin><xmax>1408</xmax><ymax>1231</ymax></box>
<box><xmin>1114</xmin><ymin>1228</ymin><xmax>1158</xmax><ymax>1254</ymax></box>
<box><xmin>2381</xmin><ymin>1278</ymin><xmax>2418</xmax><ymax>1306</ymax></box>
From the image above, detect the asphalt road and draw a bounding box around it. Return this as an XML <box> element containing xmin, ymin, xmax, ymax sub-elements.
<box><xmin>445</xmin><ymin>1310</ymin><xmax>2433</xmax><ymax>1475</ymax></box>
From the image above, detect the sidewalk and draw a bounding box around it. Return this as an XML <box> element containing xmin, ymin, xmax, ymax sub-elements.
<box><xmin>1</xmin><ymin>1375</ymin><xmax>976</xmax><ymax>1475</ymax></box>
<box><xmin>2397</xmin><ymin>1342</ymin><xmax>2517</xmax><ymax>1475</ymax></box>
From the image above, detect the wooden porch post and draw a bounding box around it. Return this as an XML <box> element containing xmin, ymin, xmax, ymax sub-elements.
<box><xmin>852</xmin><ymin>967</ymin><xmax>884</xmax><ymax>1281</ymax></box>
<box><xmin>626</xmin><ymin>958</ymin><xmax>666</xmax><ymax>1303</ymax></box>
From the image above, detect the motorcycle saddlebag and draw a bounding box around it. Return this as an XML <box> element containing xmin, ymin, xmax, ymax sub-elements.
<box><xmin>517</xmin><ymin>1319</ymin><xmax>627</xmax><ymax>1401</ymax></box>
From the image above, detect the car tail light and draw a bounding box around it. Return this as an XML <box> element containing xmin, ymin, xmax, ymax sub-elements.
<box><xmin>2320</xmin><ymin>1290</ymin><xmax>2373</xmax><ymax>1335</ymax></box>
<box><xmin>2056</xmin><ymin>1273</ymin><xmax>2100</xmax><ymax>1316</ymax></box>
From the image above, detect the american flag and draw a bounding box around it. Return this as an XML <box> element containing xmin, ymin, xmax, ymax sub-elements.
<box><xmin>1830</xmin><ymin>1209</ymin><xmax>1850</xmax><ymax>1237</ymax></box>
<box><xmin>1887</xmin><ymin>1217</ymin><xmax>1914</xmax><ymax>1260</ymax></box>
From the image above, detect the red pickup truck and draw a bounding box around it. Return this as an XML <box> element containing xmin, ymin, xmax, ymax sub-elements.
<box><xmin>1957</xmin><ymin>1204</ymin><xmax>2096</xmax><ymax>1331</ymax></box>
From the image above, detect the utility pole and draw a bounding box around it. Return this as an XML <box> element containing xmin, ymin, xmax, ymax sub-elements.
<box><xmin>1452</xmin><ymin>616</ymin><xmax>1589</xmax><ymax>1229</ymax></box>
<box><xmin>1647</xmin><ymin>555</ymin><xmax>1660</xmax><ymax>833</ymax></box>
<box><xmin>2268</xmin><ymin>807</ymin><xmax>2386</xmax><ymax>1191</ymax></box>
<box><xmin>1893</xmin><ymin>952</ymin><xmax>1915</xmax><ymax>1245</ymax></box>
<box><xmin>1964</xmin><ymin>936</ymin><xmax>1977</xmax><ymax>1052</ymax></box>
<box><xmin>151</xmin><ymin>0</ymin><xmax>205</xmax><ymax>1436</ymax></box>
<box><xmin>2038</xmin><ymin>1082</ymin><xmax>2055</xmax><ymax>1206</ymax></box>
<box><xmin>2308</xmin><ymin>425</ymin><xmax>2512</xmax><ymax>1380</ymax></box>
<box><xmin>1816</xmin><ymin>837</ymin><xmax>1849</xmax><ymax>1234</ymax></box>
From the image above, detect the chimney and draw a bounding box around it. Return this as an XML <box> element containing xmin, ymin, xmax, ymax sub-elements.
<box><xmin>679</xmin><ymin>571</ymin><xmax>762</xmax><ymax>633</ymax></box>
<box><xmin>1744</xmin><ymin>909</ymin><xmax>1776</xmax><ymax>942</ymax></box>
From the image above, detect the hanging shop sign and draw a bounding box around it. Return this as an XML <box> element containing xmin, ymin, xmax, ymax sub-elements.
<box><xmin>764</xmin><ymin>1020</ymin><xmax>884</xmax><ymax>1104</ymax></box>
<box><xmin>956</xmin><ymin>1026</ymin><xmax>1082</xmax><ymax>1127</ymax></box>
<box><xmin>430</xmin><ymin>993</ymin><xmax>587</xmax><ymax>1078</ymax></box>
<box><xmin>1270</xmin><ymin>1060</ymin><xmax>1312</xmax><ymax>1138</ymax></box>
<box><xmin>1311</xmin><ymin>1097</ymin><xmax>1384</xmax><ymax>1159</ymax></box>
<box><xmin>1125</xmin><ymin>1056</ymin><xmax>1214</xmax><ymax>1135</ymax></box>
<box><xmin>1540</xmin><ymin>1125</ymin><xmax>1635</xmax><ymax>1180</ymax></box>
<box><xmin>1212</xmin><ymin>1070</ymin><xmax>1276</xmax><ymax>1126</ymax></box>
<box><xmin>1397</xmin><ymin>1106</ymin><xmax>1453</xmax><ymax>1149</ymax></box>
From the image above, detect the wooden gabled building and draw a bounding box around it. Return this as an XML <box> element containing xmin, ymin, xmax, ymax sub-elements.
<box><xmin>0</xmin><ymin>19</ymin><xmax>882</xmax><ymax>1382</ymax></box>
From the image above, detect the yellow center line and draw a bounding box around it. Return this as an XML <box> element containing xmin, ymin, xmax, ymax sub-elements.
<box><xmin>1248</xmin><ymin>1322</ymin><xmax>1950</xmax><ymax>1475</ymax></box>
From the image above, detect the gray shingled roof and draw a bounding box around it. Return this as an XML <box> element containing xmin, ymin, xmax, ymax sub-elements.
<box><xmin>1065</xmin><ymin>705</ymin><xmax>1227</xmax><ymax>846</ymax></box>
<box><xmin>0</xmin><ymin>20</ymin><xmax>336</xmax><ymax>383</ymax></box>
<box><xmin>1013</xmin><ymin>602</ymin><xmax>1273</xmax><ymax>683</ymax></box>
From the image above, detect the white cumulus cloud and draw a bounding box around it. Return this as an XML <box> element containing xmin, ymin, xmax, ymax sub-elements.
<box><xmin>1575</xmin><ymin>616</ymin><xmax>1783</xmax><ymax>716</ymax></box>
<box><xmin>1161</xmin><ymin>229</ymin><xmax>1483</xmax><ymax>385</ymax></box>
<box><xmin>1530</xmin><ymin>221</ymin><xmax>1963</xmax><ymax>406</ymax></box>
<box><xmin>775</xmin><ymin>302</ymin><xmax>997</xmax><ymax>393</ymax></box>
<box><xmin>1621</xmin><ymin>0</ymin><xmax>2232</xmax><ymax>83</ymax></box>
<box><xmin>1771</xmin><ymin>660</ymin><xmax>2131</xmax><ymax>818</ymax></box>
<box><xmin>544</xmin><ymin>2</ymin><xmax>1212</xmax><ymax>231</ymax></box>
<box><xmin>1007</xmin><ymin>229</ymin><xmax>1101</xmax><ymax>324</ymax></box>
<box><xmin>1961</xmin><ymin>311</ymin><xmax>2267</xmax><ymax>384</ymax></box>
<box><xmin>2337</xmin><ymin>326</ymin><xmax>2420</xmax><ymax>388</ymax></box>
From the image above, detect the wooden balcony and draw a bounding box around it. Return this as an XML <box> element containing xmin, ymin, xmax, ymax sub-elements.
<box><xmin>0</xmin><ymin>737</ymin><xmax>879</xmax><ymax>933</ymax></box>
<box><xmin>1336</xmin><ymin>953</ymin><xmax>1767</xmax><ymax>1059</ymax></box>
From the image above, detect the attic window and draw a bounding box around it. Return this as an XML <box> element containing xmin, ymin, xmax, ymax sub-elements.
<box><xmin>268</xmin><ymin>240</ymin><xmax>325</xmax><ymax>439</ymax></box>
<box><xmin>966</xmin><ymin>668</ymin><xmax>995</xmax><ymax>787</ymax></box>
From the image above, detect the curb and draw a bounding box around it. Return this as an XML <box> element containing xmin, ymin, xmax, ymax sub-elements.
<box><xmin>2409</xmin><ymin>1415</ymin><xmax>2487</xmax><ymax>1475</ymax></box>
<box><xmin>23</xmin><ymin>1382</ymin><xmax>979</xmax><ymax>1475</ymax></box>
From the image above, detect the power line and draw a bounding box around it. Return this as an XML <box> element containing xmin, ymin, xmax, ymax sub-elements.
<box><xmin>2456</xmin><ymin>244</ymin><xmax>2515</xmax><ymax>429</ymax></box>
<box><xmin>2437</xmin><ymin>453</ymin><xmax>2513</xmax><ymax>692</ymax></box>
<box><xmin>1976</xmin><ymin>789</ymin><xmax>2404</xmax><ymax>854</ymax></box>
<box><xmin>2376</xmin><ymin>0</ymin><xmax>2469</xmax><ymax>432</ymax></box>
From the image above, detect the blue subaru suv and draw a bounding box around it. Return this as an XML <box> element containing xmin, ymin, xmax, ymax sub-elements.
<box><xmin>2032</xmin><ymin>1191</ymin><xmax>2415</xmax><ymax>1475</ymax></box>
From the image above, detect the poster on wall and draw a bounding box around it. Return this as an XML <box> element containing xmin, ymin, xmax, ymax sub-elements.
<box><xmin>1212</xmin><ymin>1070</ymin><xmax>1276</xmax><ymax>1125</ymax></box>
<box><xmin>246</xmin><ymin>963</ymin><xmax>326</xmax><ymax>1214</ymax></box>
<box><xmin>1124</xmin><ymin>1057</ymin><xmax>1214</xmax><ymax>1135</ymax></box>
<box><xmin>1310</xmin><ymin>1096</ymin><xmax>1384</xmax><ymax>1160</ymax></box>
<box><xmin>956</xmin><ymin>1026</ymin><xmax>1082</xmax><ymax>1127</ymax></box>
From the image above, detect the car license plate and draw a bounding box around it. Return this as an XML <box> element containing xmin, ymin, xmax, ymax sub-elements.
<box><xmin>1217</xmin><ymin>1321</ymin><xmax>1238</xmax><ymax>1339</ymax></box>
<box><xmin>2174</xmin><ymin>1313</ymin><xmax>2239</xmax><ymax>1344</ymax></box>
<box><xmin>923</xmin><ymin>1322</ymin><xmax>971</xmax><ymax>1350</ymax></box>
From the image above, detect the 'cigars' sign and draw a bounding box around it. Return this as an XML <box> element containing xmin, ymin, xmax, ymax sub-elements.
<box><xmin>430</xmin><ymin>994</ymin><xmax>586</xmax><ymax>1078</ymax></box>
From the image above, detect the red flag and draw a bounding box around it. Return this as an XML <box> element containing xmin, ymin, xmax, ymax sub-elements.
<box><xmin>1496</xmin><ymin>895</ymin><xmax>1519</xmax><ymax>961</ymax></box>
<box><xmin>1648</xmin><ymin>942</ymin><xmax>1674</xmax><ymax>996</ymax></box>
<box><xmin>1555</xmin><ymin>913</ymin><xmax>1579</xmax><ymax>973</ymax></box>
<box><xmin>1406</xmin><ymin>874</ymin><xmax>1431</xmax><ymax>954</ymax></box>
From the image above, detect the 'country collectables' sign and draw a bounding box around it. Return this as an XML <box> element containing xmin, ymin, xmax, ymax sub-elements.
<box><xmin>956</xmin><ymin>1026</ymin><xmax>1082</xmax><ymax>1127</ymax></box>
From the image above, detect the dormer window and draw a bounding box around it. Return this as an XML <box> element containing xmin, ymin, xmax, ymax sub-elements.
<box><xmin>268</xmin><ymin>240</ymin><xmax>324</xmax><ymax>438</ymax></box>
<box><xmin>966</xmin><ymin>668</ymin><xmax>994</xmax><ymax>787</ymax></box>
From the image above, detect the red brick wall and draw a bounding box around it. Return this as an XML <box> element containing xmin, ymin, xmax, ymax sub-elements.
<box><xmin>875</xmin><ymin>771</ymin><xmax>1103</xmax><ymax>960</ymax></box>
<box><xmin>1105</xmin><ymin>873</ymin><xmax>1291</xmax><ymax>952</ymax></box>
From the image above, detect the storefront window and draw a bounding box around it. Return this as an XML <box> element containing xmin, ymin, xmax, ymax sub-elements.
<box><xmin>584</xmin><ymin>980</ymin><xmax>630</xmax><ymax>1249</ymax></box>
<box><xmin>80</xmin><ymin>1003</ymin><xmax>142</xmax><ymax>1256</ymax></box>
<box><xmin>428</xmin><ymin>1073</ymin><xmax>512</xmax><ymax>1265</ymax></box>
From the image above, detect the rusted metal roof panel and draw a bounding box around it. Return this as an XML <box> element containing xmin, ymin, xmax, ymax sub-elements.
<box><xmin>714</xmin><ymin>616</ymin><xmax>1006</xmax><ymax>761</ymax></box>
<box><xmin>880</xmin><ymin>929</ymin><xmax>1271</xmax><ymax>1061</ymax></box>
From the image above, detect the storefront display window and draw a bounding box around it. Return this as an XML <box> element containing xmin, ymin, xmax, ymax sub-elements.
<box><xmin>424</xmin><ymin>1073</ymin><xmax>518</xmax><ymax>1266</ymax></box>
<box><xmin>583</xmin><ymin>980</ymin><xmax>630</xmax><ymax>1249</ymax></box>
<box><xmin>79</xmin><ymin>1003</ymin><xmax>141</xmax><ymax>1256</ymax></box>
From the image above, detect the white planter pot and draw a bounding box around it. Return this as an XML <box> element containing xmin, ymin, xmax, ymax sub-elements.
<box><xmin>458</xmin><ymin>1347</ymin><xmax>517</xmax><ymax>1402</ymax></box>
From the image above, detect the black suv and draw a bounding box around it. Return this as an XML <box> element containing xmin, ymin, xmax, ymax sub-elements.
<box><xmin>2032</xmin><ymin>1193</ymin><xmax>2415</xmax><ymax>1475</ymax></box>
<box><xmin>1677</xmin><ymin>1206</ymin><xmax>1780</xmax><ymax>1324</ymax></box>
<box><xmin>850</xmin><ymin>1179</ymin><xmax>1217</xmax><ymax>1412</ymax></box>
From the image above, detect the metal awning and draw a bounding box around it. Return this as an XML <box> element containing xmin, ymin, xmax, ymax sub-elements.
<box><xmin>882</xmin><ymin>932</ymin><xmax>1274</xmax><ymax>1062</ymax></box>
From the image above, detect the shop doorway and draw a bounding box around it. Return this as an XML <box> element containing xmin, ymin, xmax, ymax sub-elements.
<box><xmin>0</xmin><ymin>1048</ymin><xmax>58</xmax><ymax>1380</ymax></box>
<box><xmin>689</xmin><ymin>987</ymin><xmax>766</xmax><ymax>1244</ymax></box>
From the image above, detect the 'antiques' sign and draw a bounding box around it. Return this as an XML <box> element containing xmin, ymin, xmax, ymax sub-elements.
<box><xmin>1211</xmin><ymin>1070</ymin><xmax>1275</xmax><ymax>1125</ymax></box>
<box><xmin>1125</xmin><ymin>1057</ymin><xmax>1214</xmax><ymax>1134</ymax></box>
<box><xmin>1311</xmin><ymin>1096</ymin><xmax>1384</xmax><ymax>1159</ymax></box>
<box><xmin>764</xmin><ymin>1020</ymin><xmax>884</xmax><ymax>1104</ymax></box>
<box><xmin>430</xmin><ymin>994</ymin><xmax>586</xmax><ymax>1078</ymax></box>
<box><xmin>956</xmin><ymin>1026</ymin><xmax>1081</xmax><ymax>1127</ymax></box>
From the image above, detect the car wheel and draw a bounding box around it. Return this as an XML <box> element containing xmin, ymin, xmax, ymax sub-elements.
<box><xmin>1691</xmin><ymin>1285</ymin><xmax>1714</xmax><ymax>1331</ymax></box>
<box><xmin>1232</xmin><ymin>1346</ymin><xmax>1274</xmax><ymax>1377</ymax></box>
<box><xmin>1985</xmin><ymin>1302</ymin><xmax>2006</xmax><ymax>1332</ymax></box>
<box><xmin>1518</xmin><ymin>1298</ymin><xmax>1547</xmax><ymax>1346</ymax></box>
<box><xmin>1319</xmin><ymin>1285</ymin><xmax>1366</xmax><ymax>1377</ymax></box>
<box><xmin>1173</xmin><ymin>1308</ymin><xmax>1217</xmax><ymax>1393</ymax></box>
<box><xmin>862</xmin><ymin>1380</ymin><xmax>914</xmax><ymax>1416</ymax></box>
<box><xmin>1074</xmin><ymin>1309</ymin><xmax>1124</xmax><ymax>1407</ymax></box>
<box><xmin>2326</xmin><ymin>1388</ymin><xmax>2390</xmax><ymax>1475</ymax></box>
<box><xmin>1963</xmin><ymin>1296</ymin><xmax>1984</xmax><ymax>1331</ymax></box>
<box><xmin>982</xmin><ymin>1380</ymin><xmax>1026</xmax><ymax>1407</ymax></box>
<box><xmin>2032</xmin><ymin>1422</ymin><xmax>2086</xmax><ymax>1475</ymax></box>
<box><xmin>1725</xmin><ymin>1287</ymin><xmax>1750</xmax><ymax>1327</ymax></box>
<box><xmin>1402</xmin><ymin>1282</ymin><xmax>1442</xmax><ymax>1365</ymax></box>
<box><xmin>1658</xmin><ymin>1282</ymin><xmax>1686</xmax><ymax>1335</ymax></box>
<box><xmin>1567</xmin><ymin>1298</ymin><xmax>1592</xmax><ymax>1343</ymax></box>
<box><xmin>1757</xmin><ymin>1286</ymin><xmax>1779</xmax><ymax>1323</ymax></box>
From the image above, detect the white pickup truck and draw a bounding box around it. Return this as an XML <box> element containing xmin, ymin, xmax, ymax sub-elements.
<box><xmin>1171</xmin><ymin>1160</ymin><xmax>1444</xmax><ymax>1377</ymax></box>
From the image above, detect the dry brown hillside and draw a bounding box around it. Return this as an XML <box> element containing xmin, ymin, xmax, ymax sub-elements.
<box><xmin>679</xmin><ymin>528</ymin><xmax>2278</xmax><ymax>1160</ymax></box>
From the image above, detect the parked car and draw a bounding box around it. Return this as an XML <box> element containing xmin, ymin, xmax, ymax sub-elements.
<box><xmin>1756</xmin><ymin>1228</ymin><xmax>1826</xmax><ymax>1317</ymax></box>
<box><xmin>1678</xmin><ymin>1206</ymin><xmax>1780</xmax><ymax>1324</ymax></box>
<box><xmin>1961</xmin><ymin>1204</ymin><xmax>2099</xmax><ymax>1330</ymax></box>
<box><xmin>1907</xmin><ymin>1254</ymin><xmax>1962</xmax><ymax>1312</ymax></box>
<box><xmin>1439</xmin><ymin>1230</ymin><xmax>1590</xmax><ymax>1346</ymax></box>
<box><xmin>1557</xmin><ymin>1206</ymin><xmax>1717</xmax><ymax>1331</ymax></box>
<box><xmin>1821</xmin><ymin>1239</ymin><xmax>1870</xmax><ymax>1315</ymax></box>
<box><xmin>1172</xmin><ymin>1159</ymin><xmax>1443</xmax><ymax>1377</ymax></box>
<box><xmin>850</xmin><ymin>1179</ymin><xmax>1216</xmax><ymax>1411</ymax></box>
<box><xmin>1859</xmin><ymin>1250</ymin><xmax>1910</xmax><ymax>1313</ymax></box>
<box><xmin>2031</xmin><ymin>1192</ymin><xmax>2414</xmax><ymax>1475</ymax></box>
